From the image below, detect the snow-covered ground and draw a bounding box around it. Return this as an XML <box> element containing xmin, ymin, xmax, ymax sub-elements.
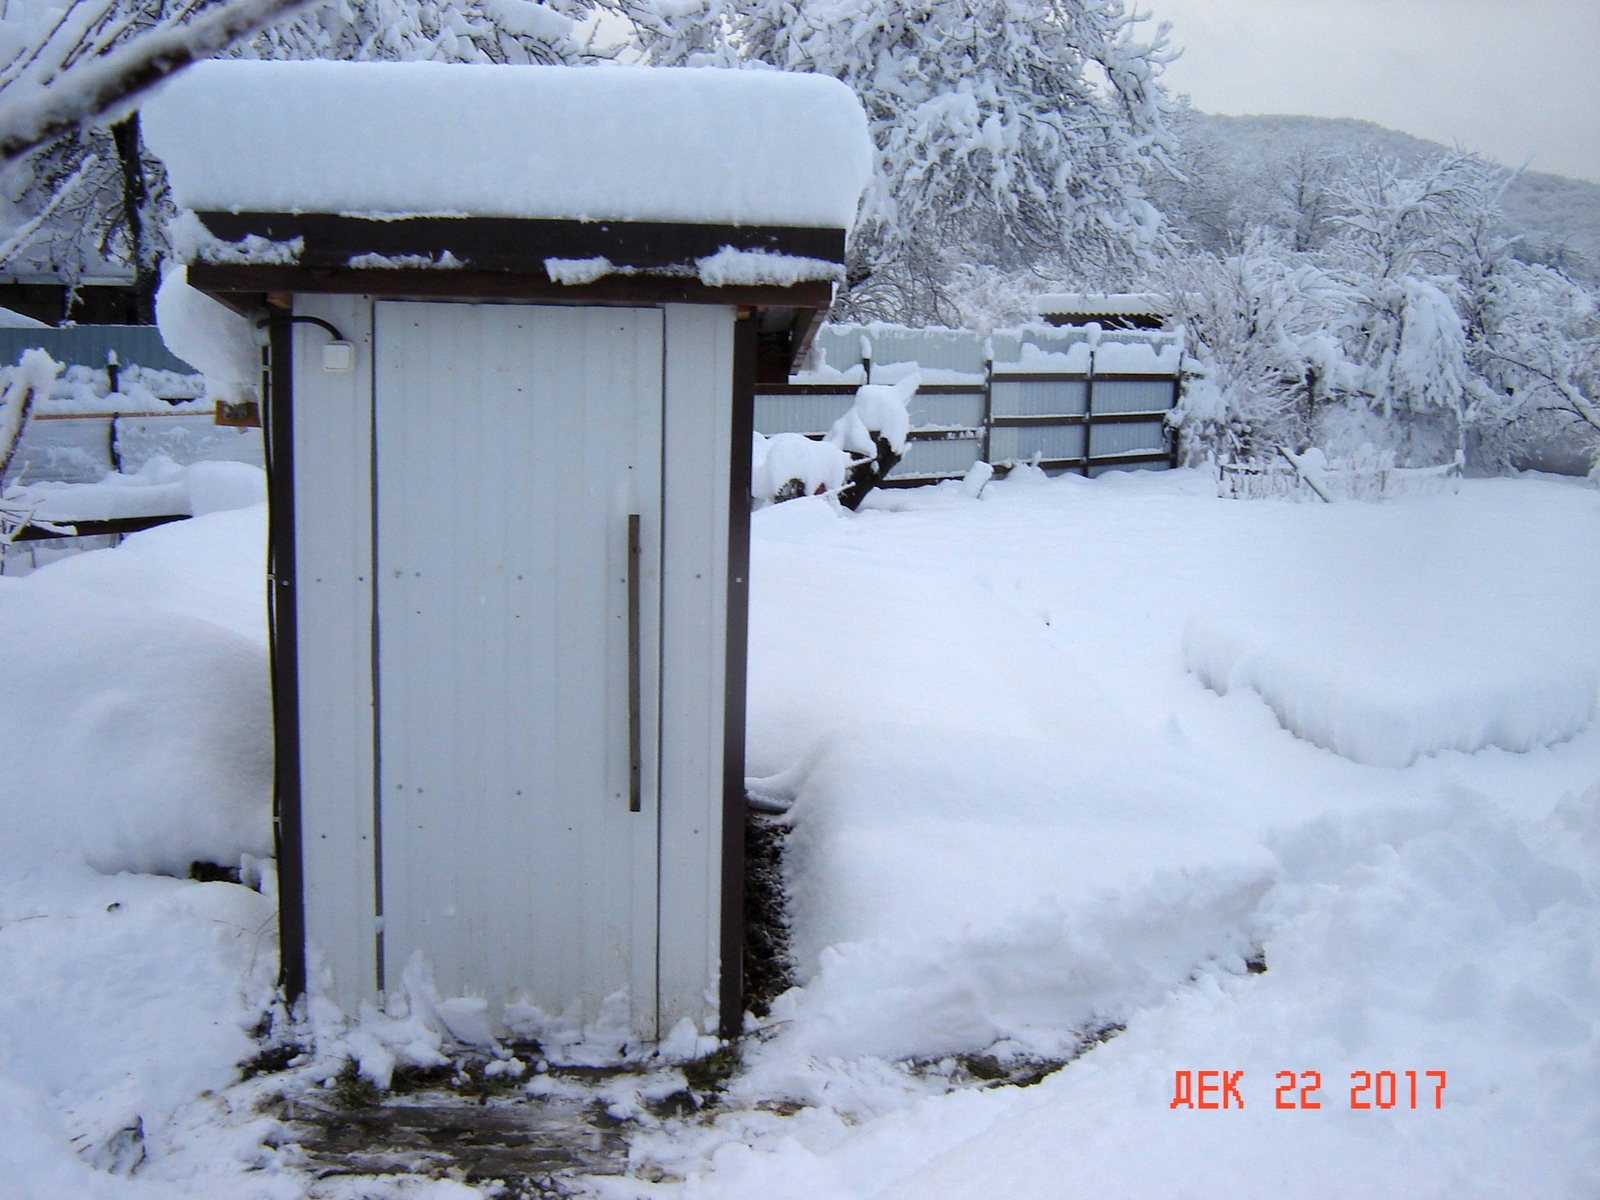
<box><xmin>0</xmin><ymin>467</ymin><xmax>1596</xmax><ymax>1197</ymax></box>
<box><xmin>622</xmin><ymin>467</ymin><xmax>1600</xmax><ymax>1198</ymax></box>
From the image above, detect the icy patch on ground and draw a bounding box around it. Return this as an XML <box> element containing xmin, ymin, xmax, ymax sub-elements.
<box><xmin>1186</xmin><ymin>611</ymin><xmax>1597</xmax><ymax>767</ymax></box>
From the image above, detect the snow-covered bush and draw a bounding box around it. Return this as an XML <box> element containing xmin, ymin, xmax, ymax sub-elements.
<box><xmin>753</xmin><ymin>431</ymin><xmax>850</xmax><ymax>503</ymax></box>
<box><xmin>755</xmin><ymin>372</ymin><xmax>921</xmax><ymax>510</ymax></box>
<box><xmin>824</xmin><ymin>371</ymin><xmax>919</xmax><ymax>509</ymax></box>
<box><xmin>239</xmin><ymin>0</ymin><xmax>600</xmax><ymax>65</ymax></box>
<box><xmin>0</xmin><ymin>347</ymin><xmax>63</xmax><ymax>536</ymax></box>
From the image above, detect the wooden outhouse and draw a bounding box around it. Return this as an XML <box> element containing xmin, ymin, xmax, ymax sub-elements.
<box><xmin>144</xmin><ymin>61</ymin><xmax>870</xmax><ymax>1042</ymax></box>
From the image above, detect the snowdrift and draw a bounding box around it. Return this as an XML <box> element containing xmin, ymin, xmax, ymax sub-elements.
<box><xmin>0</xmin><ymin>506</ymin><xmax>271</xmax><ymax>876</ymax></box>
<box><xmin>763</xmin><ymin>731</ymin><xmax>1275</xmax><ymax>1062</ymax></box>
<box><xmin>1184</xmin><ymin>610</ymin><xmax>1597</xmax><ymax>767</ymax></box>
<box><xmin>867</xmin><ymin>793</ymin><xmax>1600</xmax><ymax>1200</ymax></box>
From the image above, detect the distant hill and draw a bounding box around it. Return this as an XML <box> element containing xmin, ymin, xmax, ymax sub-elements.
<box><xmin>1168</xmin><ymin>112</ymin><xmax>1600</xmax><ymax>284</ymax></box>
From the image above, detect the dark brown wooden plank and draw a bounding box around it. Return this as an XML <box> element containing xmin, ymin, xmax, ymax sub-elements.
<box><xmin>755</xmin><ymin>382</ymin><xmax>985</xmax><ymax>396</ymax></box>
<box><xmin>9</xmin><ymin>512</ymin><xmax>189</xmax><ymax>541</ymax></box>
<box><xmin>196</xmin><ymin>212</ymin><xmax>845</xmax><ymax>274</ymax></box>
<box><xmin>186</xmin><ymin>264</ymin><xmax>835</xmax><ymax>312</ymax></box>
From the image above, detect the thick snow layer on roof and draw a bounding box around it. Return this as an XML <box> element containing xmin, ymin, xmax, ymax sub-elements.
<box><xmin>142</xmin><ymin>61</ymin><xmax>872</xmax><ymax>229</ymax></box>
<box><xmin>1034</xmin><ymin>292</ymin><xmax>1168</xmax><ymax>316</ymax></box>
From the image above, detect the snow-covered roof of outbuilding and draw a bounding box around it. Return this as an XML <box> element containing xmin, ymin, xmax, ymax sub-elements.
<box><xmin>142</xmin><ymin>61</ymin><xmax>872</xmax><ymax>230</ymax></box>
<box><xmin>1032</xmin><ymin>293</ymin><xmax>1169</xmax><ymax>318</ymax></box>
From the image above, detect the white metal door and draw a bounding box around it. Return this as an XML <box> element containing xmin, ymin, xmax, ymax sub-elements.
<box><xmin>373</xmin><ymin>302</ymin><xmax>663</xmax><ymax>1035</ymax></box>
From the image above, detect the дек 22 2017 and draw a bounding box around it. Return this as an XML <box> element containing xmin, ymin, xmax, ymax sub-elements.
<box><xmin>1168</xmin><ymin>1070</ymin><xmax>1447</xmax><ymax>1109</ymax></box>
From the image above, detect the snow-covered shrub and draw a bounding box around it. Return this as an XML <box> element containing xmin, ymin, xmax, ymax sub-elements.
<box><xmin>0</xmin><ymin>348</ymin><xmax>64</xmax><ymax>537</ymax></box>
<box><xmin>755</xmin><ymin>373</ymin><xmax>921</xmax><ymax>509</ymax></box>
<box><xmin>753</xmin><ymin>431</ymin><xmax>850</xmax><ymax>504</ymax></box>
<box><xmin>824</xmin><ymin>371</ymin><xmax>919</xmax><ymax>509</ymax></box>
<box><xmin>0</xmin><ymin>348</ymin><xmax>61</xmax><ymax>483</ymax></box>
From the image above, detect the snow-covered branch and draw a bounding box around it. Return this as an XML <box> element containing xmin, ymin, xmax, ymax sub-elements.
<box><xmin>0</xmin><ymin>348</ymin><xmax>64</xmax><ymax>486</ymax></box>
<box><xmin>0</xmin><ymin>0</ymin><xmax>315</xmax><ymax>164</ymax></box>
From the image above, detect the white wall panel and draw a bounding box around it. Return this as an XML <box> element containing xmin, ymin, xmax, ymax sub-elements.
<box><xmin>656</xmin><ymin>305</ymin><xmax>734</xmax><ymax>1037</ymax></box>
<box><xmin>290</xmin><ymin>294</ymin><xmax>377</xmax><ymax>1015</ymax></box>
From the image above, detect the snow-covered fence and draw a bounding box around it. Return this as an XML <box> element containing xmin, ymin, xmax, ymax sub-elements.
<box><xmin>759</xmin><ymin>323</ymin><xmax>1181</xmax><ymax>482</ymax></box>
<box><xmin>1216</xmin><ymin>446</ymin><xmax>1465</xmax><ymax>502</ymax></box>
<box><xmin>0</xmin><ymin>325</ymin><xmax>198</xmax><ymax>379</ymax></box>
<box><xmin>3</xmin><ymin>411</ymin><xmax>262</xmax><ymax>488</ymax></box>
<box><xmin>2</xmin><ymin>406</ymin><xmax>262</xmax><ymax>571</ymax></box>
<box><xmin>0</xmin><ymin>323</ymin><xmax>223</xmax><ymax>494</ymax></box>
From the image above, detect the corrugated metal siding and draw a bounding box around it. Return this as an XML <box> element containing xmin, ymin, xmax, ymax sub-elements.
<box><xmin>655</xmin><ymin>305</ymin><xmax>734</xmax><ymax>1039</ymax></box>
<box><xmin>991</xmin><ymin>379</ymin><xmax>1087</xmax><ymax>417</ymax></box>
<box><xmin>989</xmin><ymin>424</ymin><xmax>1087</xmax><ymax>461</ymax></box>
<box><xmin>755</xmin><ymin>393</ymin><xmax>851</xmax><ymax>436</ymax></box>
<box><xmin>0</xmin><ymin>325</ymin><xmax>197</xmax><ymax>374</ymax></box>
<box><xmin>1090</xmin><ymin>379</ymin><xmax>1175</xmax><ymax>414</ymax></box>
<box><xmin>896</xmin><ymin>436</ymin><xmax>983</xmax><ymax>477</ymax></box>
<box><xmin>5</xmin><ymin>413</ymin><xmax>261</xmax><ymax>487</ymax></box>
<box><xmin>907</xmin><ymin>391</ymin><xmax>984</xmax><ymax>428</ymax></box>
<box><xmin>1089</xmin><ymin>420</ymin><xmax>1167</xmax><ymax>457</ymax></box>
<box><xmin>292</xmin><ymin>295</ymin><xmax>378</xmax><ymax>1016</ymax></box>
<box><xmin>755</xmin><ymin>390</ymin><xmax>986</xmax><ymax>437</ymax></box>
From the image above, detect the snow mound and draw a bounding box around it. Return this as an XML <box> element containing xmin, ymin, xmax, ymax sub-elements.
<box><xmin>4</xmin><ymin>457</ymin><xmax>264</xmax><ymax>526</ymax></box>
<box><xmin>1185</xmin><ymin>612</ymin><xmax>1597</xmax><ymax>767</ymax></box>
<box><xmin>0</xmin><ymin>872</ymin><xmax>278</xmax><ymax>1192</ymax></box>
<box><xmin>0</xmin><ymin>509</ymin><xmax>271</xmax><ymax>875</ymax></box>
<box><xmin>143</xmin><ymin>61</ymin><xmax>872</xmax><ymax>229</ymax></box>
<box><xmin>866</xmin><ymin>795</ymin><xmax>1600</xmax><ymax>1200</ymax></box>
<box><xmin>764</xmin><ymin>731</ymin><xmax>1276</xmax><ymax>1062</ymax></box>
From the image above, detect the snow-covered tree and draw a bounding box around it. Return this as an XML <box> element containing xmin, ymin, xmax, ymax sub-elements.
<box><xmin>0</xmin><ymin>0</ymin><xmax>311</xmax><ymax>164</ymax></box>
<box><xmin>1163</xmin><ymin>150</ymin><xmax>1598</xmax><ymax>470</ymax></box>
<box><xmin>624</xmin><ymin>0</ymin><xmax>1177</xmax><ymax>324</ymax></box>
<box><xmin>0</xmin><ymin>106</ymin><xmax>172</xmax><ymax>318</ymax></box>
<box><xmin>239</xmin><ymin>0</ymin><xmax>600</xmax><ymax>65</ymax></box>
<box><xmin>0</xmin><ymin>0</ymin><xmax>319</xmax><ymax>319</ymax></box>
<box><xmin>1163</xmin><ymin>227</ymin><xmax>1354</xmax><ymax>461</ymax></box>
<box><xmin>0</xmin><ymin>0</ymin><xmax>606</xmax><ymax>320</ymax></box>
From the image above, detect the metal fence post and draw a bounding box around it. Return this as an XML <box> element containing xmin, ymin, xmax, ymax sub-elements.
<box><xmin>981</xmin><ymin>350</ymin><xmax>994</xmax><ymax>465</ymax></box>
<box><xmin>1082</xmin><ymin>347</ymin><xmax>1095</xmax><ymax>476</ymax></box>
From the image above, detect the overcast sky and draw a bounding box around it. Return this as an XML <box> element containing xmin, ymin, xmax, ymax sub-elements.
<box><xmin>1147</xmin><ymin>0</ymin><xmax>1600</xmax><ymax>184</ymax></box>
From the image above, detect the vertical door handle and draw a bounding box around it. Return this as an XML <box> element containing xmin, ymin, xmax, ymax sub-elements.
<box><xmin>627</xmin><ymin>513</ymin><xmax>642</xmax><ymax>812</ymax></box>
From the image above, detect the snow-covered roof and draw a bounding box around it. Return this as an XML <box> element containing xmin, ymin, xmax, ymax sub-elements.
<box><xmin>142</xmin><ymin>61</ymin><xmax>873</xmax><ymax>230</ymax></box>
<box><xmin>1032</xmin><ymin>293</ymin><xmax>1169</xmax><ymax>317</ymax></box>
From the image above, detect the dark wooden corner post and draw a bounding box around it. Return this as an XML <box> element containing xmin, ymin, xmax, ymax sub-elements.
<box><xmin>719</xmin><ymin>310</ymin><xmax>758</xmax><ymax>1039</ymax></box>
<box><xmin>264</xmin><ymin>301</ymin><xmax>308</xmax><ymax>1006</ymax></box>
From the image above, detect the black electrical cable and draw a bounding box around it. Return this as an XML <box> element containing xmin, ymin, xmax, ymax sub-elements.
<box><xmin>256</xmin><ymin>313</ymin><xmax>346</xmax><ymax>341</ymax></box>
